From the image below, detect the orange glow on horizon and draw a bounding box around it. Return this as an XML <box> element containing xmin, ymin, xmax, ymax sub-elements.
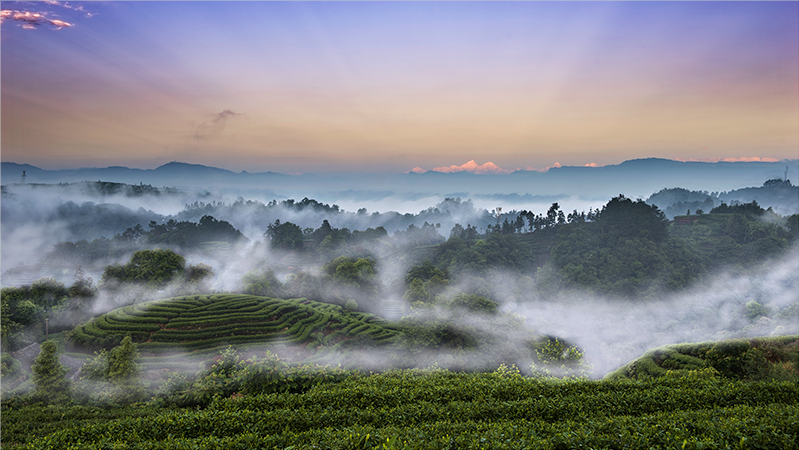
<box><xmin>431</xmin><ymin>160</ymin><xmax>510</xmax><ymax>174</ymax></box>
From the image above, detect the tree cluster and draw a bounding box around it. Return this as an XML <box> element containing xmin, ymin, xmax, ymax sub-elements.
<box><xmin>46</xmin><ymin>215</ymin><xmax>246</xmax><ymax>267</ymax></box>
<box><xmin>241</xmin><ymin>256</ymin><xmax>382</xmax><ymax>312</ymax></box>
<box><xmin>99</xmin><ymin>249</ymin><xmax>214</xmax><ymax>301</ymax></box>
<box><xmin>1</xmin><ymin>269</ymin><xmax>97</xmax><ymax>351</ymax></box>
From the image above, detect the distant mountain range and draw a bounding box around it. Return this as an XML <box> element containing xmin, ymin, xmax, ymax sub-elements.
<box><xmin>3</xmin><ymin>158</ymin><xmax>797</xmax><ymax>200</ymax></box>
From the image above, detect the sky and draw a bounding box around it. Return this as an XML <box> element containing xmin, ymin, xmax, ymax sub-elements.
<box><xmin>2</xmin><ymin>1</ymin><xmax>798</xmax><ymax>174</ymax></box>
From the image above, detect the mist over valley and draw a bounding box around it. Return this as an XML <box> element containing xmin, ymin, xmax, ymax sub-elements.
<box><xmin>2</xmin><ymin>158</ymin><xmax>797</xmax><ymax>384</ymax></box>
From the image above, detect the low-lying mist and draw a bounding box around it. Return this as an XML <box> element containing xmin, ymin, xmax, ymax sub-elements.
<box><xmin>72</xmin><ymin>241</ymin><xmax>797</xmax><ymax>380</ymax></box>
<box><xmin>3</xmin><ymin>176</ymin><xmax>798</xmax><ymax>380</ymax></box>
<box><xmin>505</xmin><ymin>249</ymin><xmax>799</xmax><ymax>376</ymax></box>
<box><xmin>1</xmin><ymin>180</ymin><xmax>608</xmax><ymax>272</ymax></box>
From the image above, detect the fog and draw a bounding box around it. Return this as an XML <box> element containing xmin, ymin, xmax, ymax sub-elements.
<box><xmin>196</xmin><ymin>240</ymin><xmax>799</xmax><ymax>378</ymax></box>
<box><xmin>504</xmin><ymin>249</ymin><xmax>799</xmax><ymax>376</ymax></box>
<box><xmin>2</xmin><ymin>172</ymin><xmax>798</xmax><ymax>379</ymax></box>
<box><xmin>108</xmin><ymin>245</ymin><xmax>798</xmax><ymax>381</ymax></box>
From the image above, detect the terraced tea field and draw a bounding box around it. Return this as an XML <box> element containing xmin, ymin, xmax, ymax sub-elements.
<box><xmin>606</xmin><ymin>335</ymin><xmax>799</xmax><ymax>382</ymax></box>
<box><xmin>68</xmin><ymin>295</ymin><xmax>402</xmax><ymax>360</ymax></box>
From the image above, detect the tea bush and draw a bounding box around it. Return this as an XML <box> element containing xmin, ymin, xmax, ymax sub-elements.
<box><xmin>6</xmin><ymin>371</ymin><xmax>797</xmax><ymax>449</ymax></box>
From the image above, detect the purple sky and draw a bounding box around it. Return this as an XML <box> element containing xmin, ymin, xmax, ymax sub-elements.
<box><xmin>2</xmin><ymin>1</ymin><xmax>798</xmax><ymax>174</ymax></box>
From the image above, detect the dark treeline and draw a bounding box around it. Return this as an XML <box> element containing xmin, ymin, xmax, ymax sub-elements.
<box><xmin>44</xmin><ymin>215</ymin><xmax>247</xmax><ymax>266</ymax></box>
<box><xmin>177</xmin><ymin>196</ymin><xmax>497</xmax><ymax>240</ymax></box>
<box><xmin>403</xmin><ymin>196</ymin><xmax>798</xmax><ymax>304</ymax></box>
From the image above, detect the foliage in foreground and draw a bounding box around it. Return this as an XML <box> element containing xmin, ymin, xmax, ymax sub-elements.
<box><xmin>2</xmin><ymin>369</ymin><xmax>797</xmax><ymax>449</ymax></box>
<box><xmin>157</xmin><ymin>346</ymin><xmax>360</xmax><ymax>408</ymax></box>
<box><xmin>30</xmin><ymin>340</ymin><xmax>70</xmax><ymax>405</ymax></box>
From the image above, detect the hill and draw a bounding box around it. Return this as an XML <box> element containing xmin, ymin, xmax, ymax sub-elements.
<box><xmin>5</xmin><ymin>159</ymin><xmax>798</xmax><ymax>200</ymax></box>
<box><xmin>647</xmin><ymin>180</ymin><xmax>799</xmax><ymax>219</ymax></box>
<box><xmin>606</xmin><ymin>335</ymin><xmax>799</xmax><ymax>381</ymax></box>
<box><xmin>66</xmin><ymin>295</ymin><xmax>401</xmax><ymax>360</ymax></box>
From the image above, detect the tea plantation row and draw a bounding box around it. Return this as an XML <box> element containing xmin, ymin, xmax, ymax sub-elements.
<box><xmin>4</xmin><ymin>369</ymin><xmax>797</xmax><ymax>449</ymax></box>
<box><xmin>67</xmin><ymin>295</ymin><xmax>401</xmax><ymax>354</ymax></box>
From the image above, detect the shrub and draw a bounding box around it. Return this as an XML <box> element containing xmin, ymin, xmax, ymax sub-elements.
<box><xmin>530</xmin><ymin>338</ymin><xmax>593</xmax><ymax>378</ymax></box>
<box><xmin>344</xmin><ymin>299</ymin><xmax>359</xmax><ymax>312</ymax></box>
<box><xmin>1</xmin><ymin>353</ymin><xmax>22</xmax><ymax>378</ymax></box>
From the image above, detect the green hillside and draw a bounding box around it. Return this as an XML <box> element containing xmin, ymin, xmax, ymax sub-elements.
<box><xmin>606</xmin><ymin>335</ymin><xmax>799</xmax><ymax>382</ymax></box>
<box><xmin>67</xmin><ymin>295</ymin><xmax>401</xmax><ymax>358</ymax></box>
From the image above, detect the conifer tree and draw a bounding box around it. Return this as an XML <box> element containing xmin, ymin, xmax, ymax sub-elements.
<box><xmin>82</xmin><ymin>335</ymin><xmax>144</xmax><ymax>402</ymax></box>
<box><xmin>31</xmin><ymin>340</ymin><xmax>70</xmax><ymax>404</ymax></box>
<box><xmin>107</xmin><ymin>335</ymin><xmax>140</xmax><ymax>381</ymax></box>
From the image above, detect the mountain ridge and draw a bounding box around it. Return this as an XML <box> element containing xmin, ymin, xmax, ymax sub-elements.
<box><xmin>3</xmin><ymin>159</ymin><xmax>797</xmax><ymax>200</ymax></box>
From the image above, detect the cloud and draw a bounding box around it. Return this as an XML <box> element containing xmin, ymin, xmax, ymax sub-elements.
<box><xmin>193</xmin><ymin>109</ymin><xmax>244</xmax><ymax>140</ymax></box>
<box><xmin>676</xmin><ymin>157</ymin><xmax>780</xmax><ymax>163</ymax></box>
<box><xmin>523</xmin><ymin>162</ymin><xmax>562</xmax><ymax>173</ymax></box>
<box><xmin>430</xmin><ymin>160</ymin><xmax>510</xmax><ymax>175</ymax></box>
<box><xmin>409</xmin><ymin>160</ymin><xmax>604</xmax><ymax>175</ymax></box>
<box><xmin>43</xmin><ymin>1</ymin><xmax>95</xmax><ymax>18</ymax></box>
<box><xmin>1</xmin><ymin>9</ymin><xmax>74</xmax><ymax>29</ymax></box>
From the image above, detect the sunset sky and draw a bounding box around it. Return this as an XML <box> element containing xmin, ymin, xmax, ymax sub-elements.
<box><xmin>2</xmin><ymin>1</ymin><xmax>798</xmax><ymax>174</ymax></box>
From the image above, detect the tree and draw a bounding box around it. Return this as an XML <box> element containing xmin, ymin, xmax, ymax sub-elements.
<box><xmin>449</xmin><ymin>294</ymin><xmax>498</xmax><ymax>315</ymax></box>
<box><xmin>241</xmin><ymin>269</ymin><xmax>283</xmax><ymax>297</ymax></box>
<box><xmin>546</xmin><ymin>203</ymin><xmax>560</xmax><ymax>227</ymax></box>
<box><xmin>787</xmin><ymin>214</ymin><xmax>799</xmax><ymax>241</ymax></box>
<box><xmin>107</xmin><ymin>335</ymin><xmax>140</xmax><ymax>381</ymax></box>
<box><xmin>710</xmin><ymin>201</ymin><xmax>765</xmax><ymax>217</ymax></box>
<box><xmin>514</xmin><ymin>215</ymin><xmax>525</xmax><ymax>234</ymax></box>
<box><xmin>403</xmin><ymin>278</ymin><xmax>430</xmax><ymax>303</ymax></box>
<box><xmin>405</xmin><ymin>261</ymin><xmax>448</xmax><ymax>286</ymax></box>
<box><xmin>1</xmin><ymin>288</ymin><xmax>40</xmax><ymax>327</ymax></box>
<box><xmin>265</xmin><ymin>220</ymin><xmax>304</xmax><ymax>251</ymax></box>
<box><xmin>464</xmin><ymin>224</ymin><xmax>480</xmax><ymax>240</ymax></box>
<box><xmin>29</xmin><ymin>278</ymin><xmax>68</xmax><ymax>309</ymax></box>
<box><xmin>530</xmin><ymin>338</ymin><xmax>592</xmax><ymax>378</ymax></box>
<box><xmin>31</xmin><ymin>340</ymin><xmax>70</xmax><ymax>404</ymax></box>
<box><xmin>597</xmin><ymin>195</ymin><xmax>668</xmax><ymax>242</ymax></box>
<box><xmin>501</xmin><ymin>218</ymin><xmax>514</xmax><ymax>234</ymax></box>
<box><xmin>1</xmin><ymin>299</ymin><xmax>21</xmax><ymax>350</ymax></box>
<box><xmin>100</xmin><ymin>249</ymin><xmax>187</xmax><ymax>290</ymax></box>
<box><xmin>184</xmin><ymin>263</ymin><xmax>214</xmax><ymax>286</ymax></box>
<box><xmin>68</xmin><ymin>266</ymin><xmax>96</xmax><ymax>299</ymax></box>
<box><xmin>449</xmin><ymin>223</ymin><xmax>465</xmax><ymax>240</ymax></box>
<box><xmin>322</xmin><ymin>256</ymin><xmax>380</xmax><ymax>303</ymax></box>
<box><xmin>82</xmin><ymin>336</ymin><xmax>144</xmax><ymax>402</ymax></box>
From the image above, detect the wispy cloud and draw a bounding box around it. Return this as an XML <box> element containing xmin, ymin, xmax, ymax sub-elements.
<box><xmin>1</xmin><ymin>9</ymin><xmax>73</xmax><ymax>29</ymax></box>
<box><xmin>430</xmin><ymin>160</ymin><xmax>510</xmax><ymax>175</ymax></box>
<box><xmin>193</xmin><ymin>109</ymin><xmax>244</xmax><ymax>140</ymax></box>
<box><xmin>1</xmin><ymin>2</ymin><xmax>95</xmax><ymax>30</ymax></box>
<box><xmin>43</xmin><ymin>1</ymin><xmax>95</xmax><ymax>18</ymax></box>
<box><xmin>410</xmin><ymin>160</ymin><xmax>603</xmax><ymax>175</ymax></box>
